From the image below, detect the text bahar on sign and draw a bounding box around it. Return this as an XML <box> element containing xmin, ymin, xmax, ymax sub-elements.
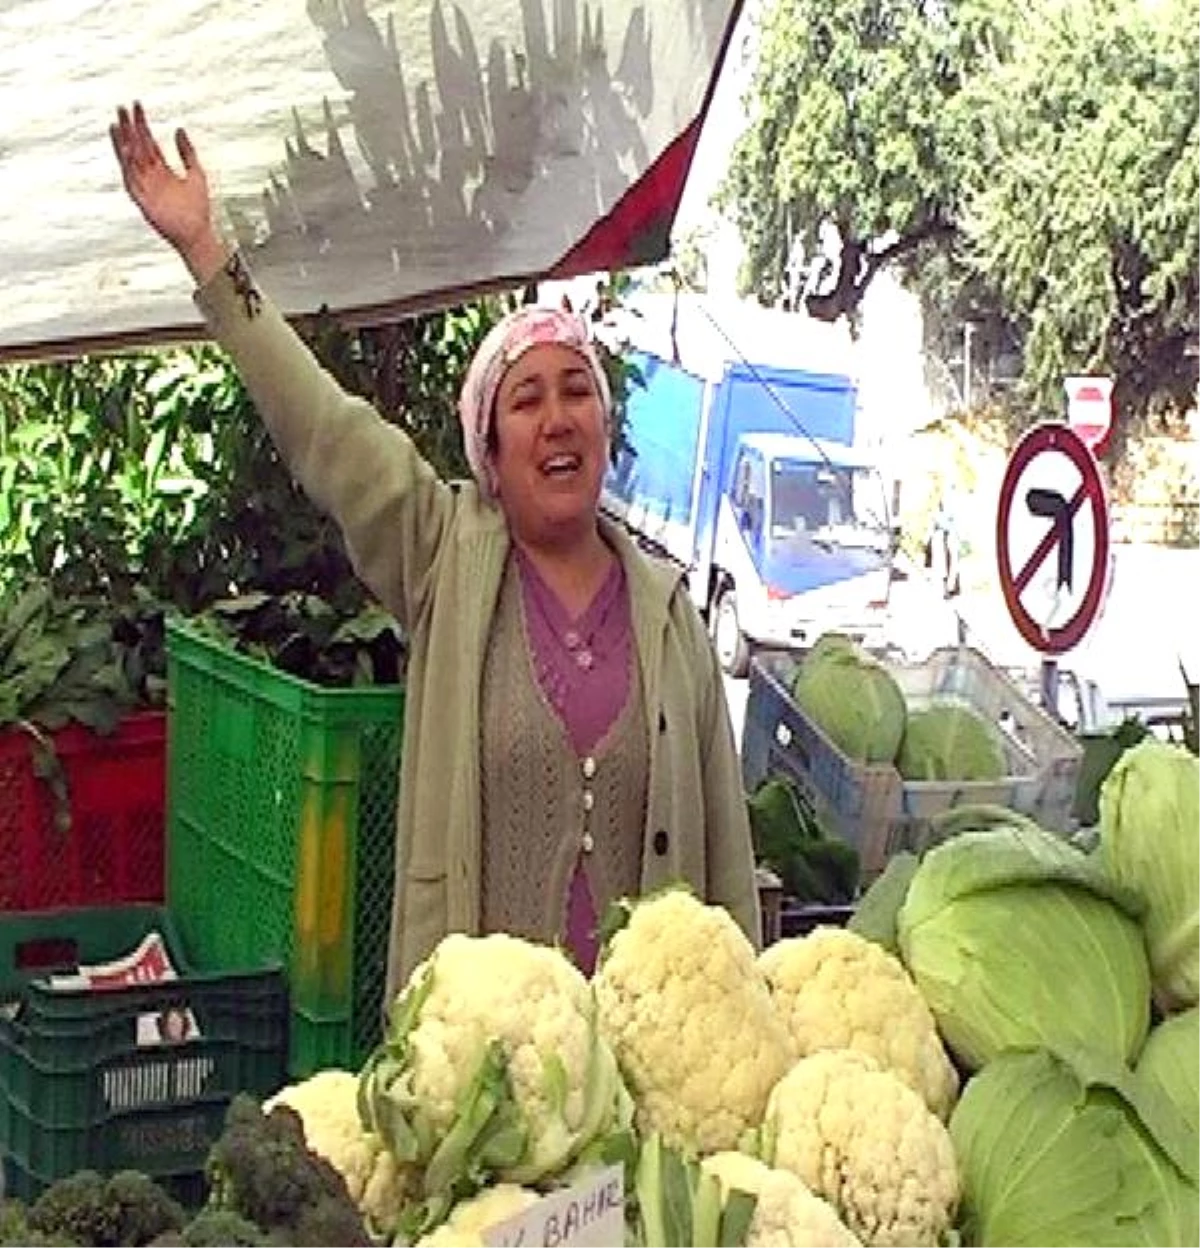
<box><xmin>481</xmin><ymin>1164</ymin><xmax>625</xmax><ymax>1247</ymax></box>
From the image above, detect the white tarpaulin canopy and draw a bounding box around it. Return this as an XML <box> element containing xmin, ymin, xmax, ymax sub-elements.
<box><xmin>0</xmin><ymin>0</ymin><xmax>742</xmax><ymax>360</ymax></box>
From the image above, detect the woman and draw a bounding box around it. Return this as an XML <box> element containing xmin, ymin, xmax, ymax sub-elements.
<box><xmin>109</xmin><ymin>103</ymin><xmax>760</xmax><ymax>999</ymax></box>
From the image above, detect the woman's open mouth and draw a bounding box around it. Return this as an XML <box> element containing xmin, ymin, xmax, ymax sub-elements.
<box><xmin>540</xmin><ymin>453</ymin><xmax>582</xmax><ymax>478</ymax></box>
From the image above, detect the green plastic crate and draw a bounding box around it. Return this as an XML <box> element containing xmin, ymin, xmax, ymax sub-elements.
<box><xmin>165</xmin><ymin>618</ymin><xmax>404</xmax><ymax>1078</ymax></box>
<box><xmin>0</xmin><ymin>904</ymin><xmax>288</xmax><ymax>1204</ymax></box>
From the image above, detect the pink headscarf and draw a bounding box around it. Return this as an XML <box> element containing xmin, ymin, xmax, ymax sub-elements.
<box><xmin>457</xmin><ymin>305</ymin><xmax>612</xmax><ymax>496</ymax></box>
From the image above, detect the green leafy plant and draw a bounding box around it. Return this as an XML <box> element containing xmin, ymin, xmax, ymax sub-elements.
<box><xmin>188</xmin><ymin>594</ymin><xmax>405</xmax><ymax>689</ymax></box>
<box><xmin>0</xmin><ymin>352</ymin><xmax>213</xmax><ymax>602</ymax></box>
<box><xmin>0</xmin><ymin>582</ymin><xmax>164</xmax><ymax>734</ymax></box>
<box><xmin>0</xmin><ymin>580</ymin><xmax>167</xmax><ymax>832</ymax></box>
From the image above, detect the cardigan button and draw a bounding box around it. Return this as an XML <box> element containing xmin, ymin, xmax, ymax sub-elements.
<box><xmin>658</xmin><ymin>711</ymin><xmax>667</xmax><ymax>733</ymax></box>
<box><xmin>653</xmin><ymin>829</ymin><xmax>669</xmax><ymax>855</ymax></box>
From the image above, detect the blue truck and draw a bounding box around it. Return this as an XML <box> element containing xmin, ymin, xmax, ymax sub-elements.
<box><xmin>600</xmin><ymin>294</ymin><xmax>895</xmax><ymax>675</ymax></box>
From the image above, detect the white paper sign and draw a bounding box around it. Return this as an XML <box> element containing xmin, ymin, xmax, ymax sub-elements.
<box><xmin>481</xmin><ymin>1165</ymin><xmax>625</xmax><ymax>1248</ymax></box>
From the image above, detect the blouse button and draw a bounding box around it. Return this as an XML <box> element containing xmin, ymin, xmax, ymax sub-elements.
<box><xmin>583</xmin><ymin>790</ymin><xmax>595</xmax><ymax>813</ymax></box>
<box><xmin>582</xmin><ymin>756</ymin><xmax>597</xmax><ymax>780</ymax></box>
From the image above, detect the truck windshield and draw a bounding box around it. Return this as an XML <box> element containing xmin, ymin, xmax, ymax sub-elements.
<box><xmin>769</xmin><ymin>459</ymin><xmax>890</xmax><ymax>548</ymax></box>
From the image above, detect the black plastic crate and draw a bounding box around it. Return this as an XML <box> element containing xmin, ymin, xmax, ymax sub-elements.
<box><xmin>0</xmin><ymin>905</ymin><xmax>288</xmax><ymax>1204</ymax></box>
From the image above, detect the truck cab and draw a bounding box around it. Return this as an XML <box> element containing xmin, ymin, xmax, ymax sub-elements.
<box><xmin>711</xmin><ymin>434</ymin><xmax>893</xmax><ymax>674</ymax></box>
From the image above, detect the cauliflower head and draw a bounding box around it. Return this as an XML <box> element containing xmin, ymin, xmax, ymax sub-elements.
<box><xmin>593</xmin><ymin>888</ymin><xmax>794</xmax><ymax>1156</ymax></box>
<box><xmin>363</xmin><ymin>931</ymin><xmax>624</xmax><ymax>1191</ymax></box>
<box><xmin>701</xmin><ymin>1151</ymin><xmax>861</xmax><ymax>1247</ymax></box>
<box><xmin>758</xmin><ymin>927</ymin><xmax>958</xmax><ymax>1119</ymax></box>
<box><xmin>762</xmin><ymin>1049</ymin><xmax>959</xmax><ymax>1248</ymax></box>
<box><xmin>414</xmin><ymin>1183</ymin><xmax>542</xmax><ymax>1247</ymax></box>
<box><xmin>263</xmin><ymin>1068</ymin><xmax>413</xmax><ymax>1235</ymax></box>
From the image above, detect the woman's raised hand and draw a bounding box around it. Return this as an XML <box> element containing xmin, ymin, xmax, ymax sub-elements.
<box><xmin>110</xmin><ymin>101</ymin><xmax>229</xmax><ymax>284</ymax></box>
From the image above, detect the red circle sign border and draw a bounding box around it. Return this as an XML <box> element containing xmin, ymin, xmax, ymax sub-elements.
<box><xmin>995</xmin><ymin>422</ymin><xmax>1111</xmax><ymax>655</ymax></box>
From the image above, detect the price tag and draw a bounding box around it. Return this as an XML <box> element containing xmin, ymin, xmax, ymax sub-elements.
<box><xmin>481</xmin><ymin>1165</ymin><xmax>625</xmax><ymax>1248</ymax></box>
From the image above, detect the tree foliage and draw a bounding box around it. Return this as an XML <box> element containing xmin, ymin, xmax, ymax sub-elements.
<box><xmin>964</xmin><ymin>0</ymin><xmax>1198</xmax><ymax>422</ymax></box>
<box><xmin>723</xmin><ymin>0</ymin><xmax>1198</xmax><ymax>427</ymax></box>
<box><xmin>720</xmin><ymin>0</ymin><xmax>1004</xmax><ymax>313</ymax></box>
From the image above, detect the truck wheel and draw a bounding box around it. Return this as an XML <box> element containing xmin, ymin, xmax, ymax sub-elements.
<box><xmin>712</xmin><ymin>588</ymin><xmax>750</xmax><ymax>678</ymax></box>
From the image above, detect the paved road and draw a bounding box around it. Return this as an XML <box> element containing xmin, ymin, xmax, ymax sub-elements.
<box><xmin>723</xmin><ymin>542</ymin><xmax>1198</xmax><ymax>745</ymax></box>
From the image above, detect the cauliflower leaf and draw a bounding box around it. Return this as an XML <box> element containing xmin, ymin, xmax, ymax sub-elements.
<box><xmin>359</xmin><ymin>932</ymin><xmax>627</xmax><ymax>1240</ymax></box>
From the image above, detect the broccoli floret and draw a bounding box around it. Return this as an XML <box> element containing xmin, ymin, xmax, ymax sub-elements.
<box><xmin>28</xmin><ymin>1232</ymin><xmax>80</xmax><ymax>1246</ymax></box>
<box><xmin>220</xmin><ymin>1094</ymin><xmax>270</xmax><ymax>1136</ymax></box>
<box><xmin>206</xmin><ymin>1098</ymin><xmax>325</xmax><ymax>1228</ymax></box>
<box><xmin>205</xmin><ymin>1094</ymin><xmax>369</xmax><ymax>1246</ymax></box>
<box><xmin>0</xmin><ymin>1198</ymin><xmax>86</xmax><ymax>1248</ymax></box>
<box><xmin>0</xmin><ymin>1200</ymin><xmax>29</xmax><ymax>1246</ymax></box>
<box><xmin>148</xmin><ymin>1201</ymin><xmax>272</xmax><ymax>1246</ymax></box>
<box><xmin>274</xmin><ymin>1197</ymin><xmax>374</xmax><ymax>1247</ymax></box>
<box><xmin>28</xmin><ymin>1170</ymin><xmax>117</xmax><ymax>1246</ymax></box>
<box><xmin>105</xmin><ymin>1170</ymin><xmax>187</xmax><ymax>1245</ymax></box>
<box><xmin>0</xmin><ymin>1197</ymin><xmax>80</xmax><ymax>1246</ymax></box>
<box><xmin>177</xmin><ymin>1208</ymin><xmax>268</xmax><ymax>1246</ymax></box>
<box><xmin>25</xmin><ymin>1169</ymin><xmax>185</xmax><ymax>1247</ymax></box>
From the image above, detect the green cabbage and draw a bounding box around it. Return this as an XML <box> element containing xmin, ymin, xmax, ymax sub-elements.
<box><xmin>791</xmin><ymin>644</ymin><xmax>906</xmax><ymax>764</ymax></box>
<box><xmin>804</xmin><ymin>631</ymin><xmax>858</xmax><ymax>667</ymax></box>
<box><xmin>1099</xmin><ymin>739</ymin><xmax>1200</xmax><ymax>1012</ymax></box>
<box><xmin>950</xmin><ymin>1048</ymin><xmax>1199</xmax><ymax>1247</ymax></box>
<box><xmin>847</xmin><ymin>851</ymin><xmax>919</xmax><ymax>954</ymax></box>
<box><xmin>897</xmin><ymin>701</ymin><xmax>1007</xmax><ymax>782</ymax></box>
<box><xmin>1137</xmin><ymin>1009</ymin><xmax>1199</xmax><ymax>1138</ymax></box>
<box><xmin>897</xmin><ymin>822</ymin><xmax>1151</xmax><ymax>1070</ymax></box>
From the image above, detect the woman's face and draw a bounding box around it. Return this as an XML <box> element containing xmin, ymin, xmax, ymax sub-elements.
<box><xmin>489</xmin><ymin>343</ymin><xmax>609</xmax><ymax>545</ymax></box>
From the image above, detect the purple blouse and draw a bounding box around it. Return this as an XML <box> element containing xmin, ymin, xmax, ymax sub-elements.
<box><xmin>515</xmin><ymin>548</ymin><xmax>633</xmax><ymax>973</ymax></box>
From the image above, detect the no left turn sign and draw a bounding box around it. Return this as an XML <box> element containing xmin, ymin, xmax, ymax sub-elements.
<box><xmin>996</xmin><ymin>422</ymin><xmax>1112</xmax><ymax>655</ymax></box>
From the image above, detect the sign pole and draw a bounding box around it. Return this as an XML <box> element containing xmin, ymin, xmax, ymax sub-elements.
<box><xmin>1040</xmin><ymin>658</ymin><xmax>1059</xmax><ymax>717</ymax></box>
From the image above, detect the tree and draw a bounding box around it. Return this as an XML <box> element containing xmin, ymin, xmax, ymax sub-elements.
<box><xmin>722</xmin><ymin>0</ymin><xmax>1198</xmax><ymax>428</ymax></box>
<box><xmin>720</xmin><ymin>0</ymin><xmax>1004</xmax><ymax>317</ymax></box>
<box><xmin>668</xmin><ymin>226</ymin><xmax>714</xmax><ymax>292</ymax></box>
<box><xmin>963</xmin><ymin>0</ymin><xmax>1199</xmax><ymax>425</ymax></box>
<box><xmin>906</xmin><ymin>242</ymin><xmax>1023</xmax><ymax>417</ymax></box>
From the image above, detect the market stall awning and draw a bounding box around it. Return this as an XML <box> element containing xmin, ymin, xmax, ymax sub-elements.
<box><xmin>0</xmin><ymin>0</ymin><xmax>742</xmax><ymax>361</ymax></box>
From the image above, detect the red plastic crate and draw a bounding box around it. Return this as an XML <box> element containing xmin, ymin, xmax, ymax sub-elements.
<box><xmin>0</xmin><ymin>712</ymin><xmax>166</xmax><ymax>912</ymax></box>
